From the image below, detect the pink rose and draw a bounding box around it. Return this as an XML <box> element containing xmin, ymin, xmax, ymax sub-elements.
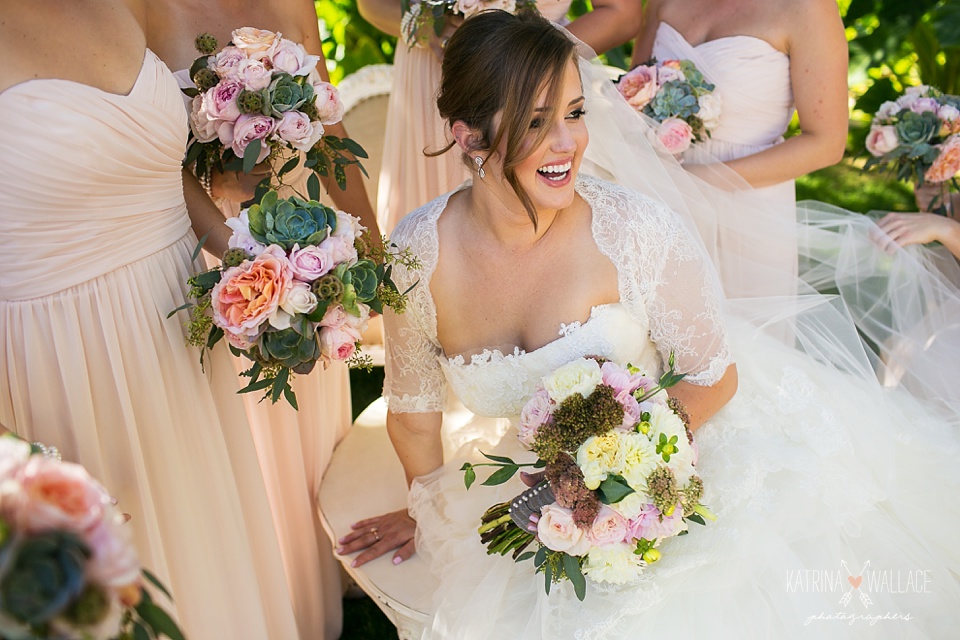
<box><xmin>657</xmin><ymin>63</ymin><xmax>685</xmax><ymax>85</ymax></box>
<box><xmin>189</xmin><ymin>96</ymin><xmax>221</xmax><ymax>143</ymax></box>
<box><xmin>940</xmin><ymin>105</ymin><xmax>960</xmax><ymax>124</ymax></box>
<box><xmin>343</xmin><ymin>305</ymin><xmax>371</xmax><ymax>333</ymax></box>
<box><xmin>657</xmin><ymin>118</ymin><xmax>694</xmax><ymax>155</ymax></box>
<box><xmin>616</xmin><ymin>389</ymin><xmax>641</xmax><ymax>430</ymax></box>
<box><xmin>617</xmin><ymin>65</ymin><xmax>658</xmax><ymax>111</ymax></box>
<box><xmin>587</xmin><ymin>505</ymin><xmax>628</xmax><ymax>546</ymax></box>
<box><xmin>276</xmin><ymin>111</ymin><xmax>324</xmax><ymax>152</ymax></box>
<box><xmin>875</xmin><ymin>100</ymin><xmax>899</xmax><ymax>121</ymax></box>
<box><xmin>14</xmin><ymin>458</ymin><xmax>108</xmax><ymax>533</ymax></box>
<box><xmin>518</xmin><ymin>388</ymin><xmax>554</xmax><ymax>448</ymax></box>
<box><xmin>319</xmin><ymin>233</ymin><xmax>358</xmax><ymax>266</ymax></box>
<box><xmin>865</xmin><ymin>124</ymin><xmax>899</xmax><ymax>157</ymax></box>
<box><xmin>203</xmin><ymin>81</ymin><xmax>243</xmax><ymax>123</ymax></box>
<box><xmin>320</xmin><ymin>303</ymin><xmax>348</xmax><ymax>329</ymax></box>
<box><xmin>0</xmin><ymin>437</ymin><xmax>31</xmax><ymax>483</ymax></box>
<box><xmin>537</xmin><ymin>504</ymin><xmax>592</xmax><ymax>556</ymax></box>
<box><xmin>225</xmin><ymin>331</ymin><xmax>255</xmax><ymax>351</ymax></box>
<box><xmin>214</xmin><ymin>46</ymin><xmax>246</xmax><ymax>80</ymax></box>
<box><xmin>230</xmin><ymin>114</ymin><xmax>275</xmax><ymax>163</ymax></box>
<box><xmin>289</xmin><ymin>243</ymin><xmax>334</xmax><ymax>280</ymax></box>
<box><xmin>270</xmin><ymin>39</ymin><xmax>320</xmax><ymax>77</ymax></box>
<box><xmin>85</xmin><ymin>515</ymin><xmax>141</xmax><ymax>589</ymax></box>
<box><xmin>600</xmin><ymin>362</ymin><xmax>644</xmax><ymax>396</ymax></box>
<box><xmin>910</xmin><ymin>97</ymin><xmax>940</xmax><ymax>115</ymax></box>
<box><xmin>225</xmin><ymin>210</ymin><xmax>268</xmax><ymax>256</ymax></box>
<box><xmin>926</xmin><ymin>135</ymin><xmax>960</xmax><ymax>183</ymax></box>
<box><xmin>211</xmin><ymin>245</ymin><xmax>293</xmax><ymax>336</ymax></box>
<box><xmin>231</xmin><ymin>27</ymin><xmax>281</xmax><ymax>59</ymax></box>
<box><xmin>313</xmin><ymin>81</ymin><xmax>345</xmax><ymax>125</ymax></box>
<box><xmin>319</xmin><ymin>326</ymin><xmax>360</xmax><ymax>362</ymax></box>
<box><xmin>236</xmin><ymin>58</ymin><xmax>273</xmax><ymax>92</ymax></box>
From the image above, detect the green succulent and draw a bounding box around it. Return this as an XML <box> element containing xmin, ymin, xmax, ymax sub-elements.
<box><xmin>0</xmin><ymin>531</ymin><xmax>89</xmax><ymax>626</ymax></box>
<box><xmin>256</xmin><ymin>327</ymin><xmax>321</xmax><ymax>374</ymax></box>
<box><xmin>895</xmin><ymin>111</ymin><xmax>939</xmax><ymax>146</ymax></box>
<box><xmin>346</xmin><ymin>260</ymin><xmax>379</xmax><ymax>304</ymax></box>
<box><xmin>247</xmin><ymin>191</ymin><xmax>337</xmax><ymax>250</ymax></box>
<box><xmin>646</xmin><ymin>81</ymin><xmax>699</xmax><ymax>120</ymax></box>
<box><xmin>267</xmin><ymin>73</ymin><xmax>315</xmax><ymax>117</ymax></box>
<box><xmin>678</xmin><ymin>60</ymin><xmax>714</xmax><ymax>93</ymax></box>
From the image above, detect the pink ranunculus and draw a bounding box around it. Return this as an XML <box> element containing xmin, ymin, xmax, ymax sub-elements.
<box><xmin>14</xmin><ymin>458</ymin><xmax>108</xmax><ymax>534</ymax></box>
<box><xmin>211</xmin><ymin>245</ymin><xmax>293</xmax><ymax>337</ymax></box>
<box><xmin>518</xmin><ymin>388</ymin><xmax>554</xmax><ymax>448</ymax></box>
<box><xmin>231</xmin><ymin>27</ymin><xmax>281</xmax><ymax>58</ymax></box>
<box><xmin>84</xmin><ymin>514</ymin><xmax>141</xmax><ymax>588</ymax></box>
<box><xmin>616</xmin><ymin>65</ymin><xmax>658</xmax><ymax>111</ymax></box>
<box><xmin>625</xmin><ymin>504</ymin><xmax>687</xmax><ymax>541</ymax></box>
<box><xmin>203</xmin><ymin>80</ymin><xmax>243</xmax><ymax>123</ymax></box>
<box><xmin>189</xmin><ymin>96</ymin><xmax>220</xmax><ymax>143</ymax></box>
<box><xmin>587</xmin><ymin>505</ymin><xmax>629</xmax><ymax>546</ymax></box>
<box><xmin>537</xmin><ymin>504</ymin><xmax>592</xmax><ymax>556</ymax></box>
<box><xmin>616</xmin><ymin>389</ymin><xmax>641</xmax><ymax>430</ymax></box>
<box><xmin>657</xmin><ymin>118</ymin><xmax>694</xmax><ymax>155</ymax></box>
<box><xmin>270</xmin><ymin>39</ymin><xmax>320</xmax><ymax>76</ymax></box>
<box><xmin>926</xmin><ymin>135</ymin><xmax>960</xmax><ymax>183</ymax></box>
<box><xmin>319</xmin><ymin>233</ymin><xmax>359</xmax><ymax>266</ymax></box>
<box><xmin>865</xmin><ymin>124</ymin><xmax>899</xmax><ymax>157</ymax></box>
<box><xmin>312</xmin><ymin>81</ymin><xmax>346</xmax><ymax>125</ymax></box>
<box><xmin>214</xmin><ymin>46</ymin><xmax>247</xmax><ymax>80</ymax></box>
<box><xmin>236</xmin><ymin>58</ymin><xmax>273</xmax><ymax>92</ymax></box>
<box><xmin>289</xmin><ymin>243</ymin><xmax>334</xmax><ymax>281</ymax></box>
<box><xmin>910</xmin><ymin>97</ymin><xmax>940</xmax><ymax>115</ymax></box>
<box><xmin>231</xmin><ymin>114</ymin><xmax>275</xmax><ymax>163</ymax></box>
<box><xmin>276</xmin><ymin>111</ymin><xmax>324</xmax><ymax>152</ymax></box>
<box><xmin>319</xmin><ymin>325</ymin><xmax>360</xmax><ymax>362</ymax></box>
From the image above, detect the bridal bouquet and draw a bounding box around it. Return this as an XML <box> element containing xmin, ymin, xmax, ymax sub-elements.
<box><xmin>616</xmin><ymin>58</ymin><xmax>720</xmax><ymax>156</ymax></box>
<box><xmin>0</xmin><ymin>437</ymin><xmax>182</xmax><ymax>640</ymax></box>
<box><xmin>182</xmin><ymin>28</ymin><xmax>365</xmax><ymax>194</ymax></box>
<box><xmin>400</xmin><ymin>0</ymin><xmax>536</xmax><ymax>48</ymax></box>
<box><xmin>461</xmin><ymin>356</ymin><xmax>713</xmax><ymax>601</ymax></box>
<box><xmin>864</xmin><ymin>85</ymin><xmax>960</xmax><ymax>213</ymax></box>
<box><xmin>178</xmin><ymin>191</ymin><xmax>418</xmax><ymax>409</ymax></box>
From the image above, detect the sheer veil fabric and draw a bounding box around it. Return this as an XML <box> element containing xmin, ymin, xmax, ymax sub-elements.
<box><xmin>573</xmin><ymin>35</ymin><xmax>960</xmax><ymax>422</ymax></box>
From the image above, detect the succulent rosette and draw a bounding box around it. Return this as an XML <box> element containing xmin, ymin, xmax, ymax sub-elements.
<box><xmin>863</xmin><ymin>85</ymin><xmax>960</xmax><ymax>213</ymax></box>
<box><xmin>181</xmin><ymin>27</ymin><xmax>367</xmax><ymax>196</ymax></box>
<box><xmin>461</xmin><ymin>355</ymin><xmax>713</xmax><ymax>601</ymax></box>
<box><xmin>178</xmin><ymin>191</ymin><xmax>420</xmax><ymax>410</ymax></box>
<box><xmin>616</xmin><ymin>58</ymin><xmax>720</xmax><ymax>156</ymax></box>
<box><xmin>0</xmin><ymin>436</ymin><xmax>182</xmax><ymax>640</ymax></box>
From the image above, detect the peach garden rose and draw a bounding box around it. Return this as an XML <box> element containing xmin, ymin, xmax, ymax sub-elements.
<box><xmin>211</xmin><ymin>245</ymin><xmax>293</xmax><ymax>337</ymax></box>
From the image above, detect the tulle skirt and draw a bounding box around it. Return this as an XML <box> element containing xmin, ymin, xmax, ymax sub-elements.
<box><xmin>409</xmin><ymin>316</ymin><xmax>960</xmax><ymax>639</ymax></box>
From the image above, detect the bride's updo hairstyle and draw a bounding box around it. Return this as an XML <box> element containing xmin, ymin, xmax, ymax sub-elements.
<box><xmin>434</xmin><ymin>10</ymin><xmax>578</xmax><ymax>227</ymax></box>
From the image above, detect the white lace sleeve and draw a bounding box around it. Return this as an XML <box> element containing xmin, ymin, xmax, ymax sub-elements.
<box><xmin>583</xmin><ymin>176</ymin><xmax>733</xmax><ymax>385</ymax></box>
<box><xmin>382</xmin><ymin>199</ymin><xmax>448</xmax><ymax>413</ymax></box>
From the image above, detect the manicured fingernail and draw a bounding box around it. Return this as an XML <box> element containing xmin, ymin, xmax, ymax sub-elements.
<box><xmin>351</xmin><ymin>560</ymin><xmax>358</xmax><ymax>568</ymax></box>
<box><xmin>393</xmin><ymin>556</ymin><xmax>402</xmax><ymax>565</ymax></box>
<box><xmin>335</xmin><ymin>547</ymin><xmax>344</xmax><ymax>554</ymax></box>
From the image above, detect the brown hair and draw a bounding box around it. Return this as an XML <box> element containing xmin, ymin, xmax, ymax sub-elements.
<box><xmin>432</xmin><ymin>10</ymin><xmax>578</xmax><ymax>228</ymax></box>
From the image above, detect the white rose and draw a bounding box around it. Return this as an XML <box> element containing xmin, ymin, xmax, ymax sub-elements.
<box><xmin>697</xmin><ymin>93</ymin><xmax>722</xmax><ymax>130</ymax></box>
<box><xmin>537</xmin><ymin>504</ymin><xmax>591</xmax><ymax>556</ymax></box>
<box><xmin>333</xmin><ymin>209</ymin><xmax>364</xmax><ymax>240</ymax></box>
<box><xmin>582</xmin><ymin>543</ymin><xmax>645</xmax><ymax>585</ymax></box>
<box><xmin>542</xmin><ymin>358</ymin><xmax>603</xmax><ymax>404</ymax></box>
<box><xmin>225</xmin><ymin>210</ymin><xmax>267</xmax><ymax>256</ymax></box>
<box><xmin>939</xmin><ymin>105</ymin><xmax>960</xmax><ymax>123</ymax></box>
<box><xmin>281</xmin><ymin>281</ymin><xmax>319</xmax><ymax>316</ymax></box>
<box><xmin>269</xmin><ymin>307</ymin><xmax>293</xmax><ymax>330</ymax></box>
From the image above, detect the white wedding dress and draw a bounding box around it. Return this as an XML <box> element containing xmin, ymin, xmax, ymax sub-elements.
<box><xmin>382</xmin><ymin>175</ymin><xmax>960</xmax><ymax>638</ymax></box>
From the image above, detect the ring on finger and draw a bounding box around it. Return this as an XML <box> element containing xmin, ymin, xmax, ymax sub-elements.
<box><xmin>370</xmin><ymin>527</ymin><xmax>380</xmax><ymax>542</ymax></box>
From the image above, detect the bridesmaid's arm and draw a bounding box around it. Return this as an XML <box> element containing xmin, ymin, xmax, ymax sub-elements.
<box><xmin>629</xmin><ymin>0</ymin><xmax>662</xmax><ymax>66</ymax></box>
<box><xmin>182</xmin><ymin>170</ymin><xmax>231</xmax><ymax>257</ymax></box>
<box><xmin>702</xmin><ymin>0</ymin><xmax>848</xmax><ymax>188</ymax></box>
<box><xmin>566</xmin><ymin>0</ymin><xmax>644</xmax><ymax>56</ymax></box>
<box><xmin>357</xmin><ymin>0</ymin><xmax>403</xmax><ymax>39</ymax></box>
<box><xmin>297</xmin><ymin>0</ymin><xmax>382</xmax><ymax>242</ymax></box>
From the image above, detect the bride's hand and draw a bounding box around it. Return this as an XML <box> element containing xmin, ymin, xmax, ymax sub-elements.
<box><xmin>337</xmin><ymin>509</ymin><xmax>416</xmax><ymax>567</ymax></box>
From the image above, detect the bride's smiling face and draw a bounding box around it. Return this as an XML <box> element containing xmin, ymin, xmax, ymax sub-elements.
<box><xmin>504</xmin><ymin>60</ymin><xmax>588</xmax><ymax>215</ymax></box>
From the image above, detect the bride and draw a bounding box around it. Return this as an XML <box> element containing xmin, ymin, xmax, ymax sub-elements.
<box><xmin>339</xmin><ymin>10</ymin><xmax>960</xmax><ymax>638</ymax></box>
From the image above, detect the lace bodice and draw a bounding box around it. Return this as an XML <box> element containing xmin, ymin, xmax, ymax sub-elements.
<box><xmin>383</xmin><ymin>174</ymin><xmax>732</xmax><ymax>417</ymax></box>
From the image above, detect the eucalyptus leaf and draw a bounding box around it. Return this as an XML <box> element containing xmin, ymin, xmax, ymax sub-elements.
<box><xmin>242</xmin><ymin>138</ymin><xmax>261</xmax><ymax>174</ymax></box>
<box><xmin>563</xmin><ymin>553</ymin><xmax>587</xmax><ymax>601</ymax></box>
<box><xmin>307</xmin><ymin>172</ymin><xmax>321</xmax><ymax>201</ymax></box>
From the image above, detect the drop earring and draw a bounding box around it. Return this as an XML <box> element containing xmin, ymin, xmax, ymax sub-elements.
<box><xmin>474</xmin><ymin>155</ymin><xmax>485</xmax><ymax>179</ymax></box>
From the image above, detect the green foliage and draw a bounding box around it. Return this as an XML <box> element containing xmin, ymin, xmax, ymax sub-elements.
<box><xmin>317</xmin><ymin>0</ymin><xmax>397</xmax><ymax>83</ymax></box>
